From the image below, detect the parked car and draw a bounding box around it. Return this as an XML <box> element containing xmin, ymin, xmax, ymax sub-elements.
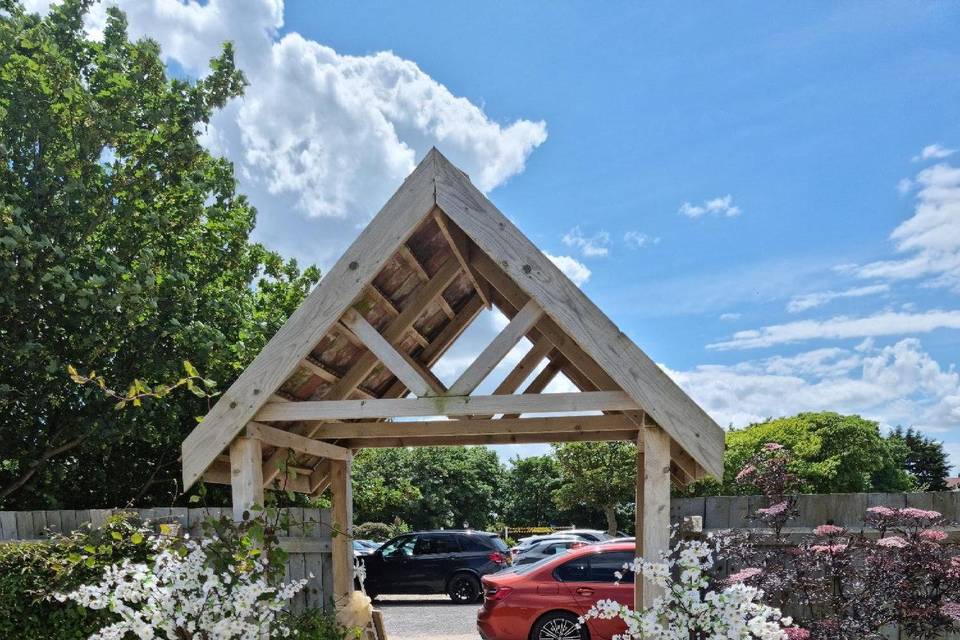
<box><xmin>359</xmin><ymin>530</ymin><xmax>511</xmax><ymax>603</ymax></box>
<box><xmin>516</xmin><ymin>529</ymin><xmax>611</xmax><ymax>546</ymax></box>
<box><xmin>513</xmin><ymin>537</ymin><xmax>583</xmax><ymax>565</ymax></box>
<box><xmin>477</xmin><ymin>541</ymin><xmax>636</xmax><ymax>640</ymax></box>
<box><xmin>510</xmin><ymin>534</ymin><xmax>582</xmax><ymax>559</ymax></box>
<box><xmin>353</xmin><ymin>539</ymin><xmax>379</xmax><ymax>556</ymax></box>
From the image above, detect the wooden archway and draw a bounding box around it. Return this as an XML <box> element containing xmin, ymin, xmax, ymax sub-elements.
<box><xmin>181</xmin><ymin>148</ymin><xmax>724</xmax><ymax>610</ymax></box>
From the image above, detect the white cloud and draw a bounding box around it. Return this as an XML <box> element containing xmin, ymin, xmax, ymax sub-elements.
<box><xmin>562</xmin><ymin>226</ymin><xmax>610</xmax><ymax>257</ymax></box>
<box><xmin>623</xmin><ymin>230</ymin><xmax>660</xmax><ymax>249</ymax></box>
<box><xmin>912</xmin><ymin>143</ymin><xmax>956</xmax><ymax>163</ymax></box>
<box><xmin>678</xmin><ymin>194</ymin><xmax>741</xmax><ymax>218</ymax></box>
<box><xmin>786</xmin><ymin>283</ymin><xmax>889</xmax><ymax>313</ymax></box>
<box><xmin>668</xmin><ymin>338</ymin><xmax>960</xmax><ymax>442</ymax></box>
<box><xmin>544</xmin><ymin>252</ymin><xmax>591</xmax><ymax>286</ymax></box>
<box><xmin>855</xmin><ymin>162</ymin><xmax>960</xmax><ymax>291</ymax></box>
<box><xmin>708</xmin><ymin>309</ymin><xmax>960</xmax><ymax>350</ymax></box>
<box><xmin>45</xmin><ymin>0</ymin><xmax>547</xmax><ymax>267</ymax></box>
<box><xmin>719</xmin><ymin>313</ymin><xmax>742</xmax><ymax>321</ymax></box>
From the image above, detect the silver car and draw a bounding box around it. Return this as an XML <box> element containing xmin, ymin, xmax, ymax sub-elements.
<box><xmin>513</xmin><ymin>537</ymin><xmax>584</xmax><ymax>565</ymax></box>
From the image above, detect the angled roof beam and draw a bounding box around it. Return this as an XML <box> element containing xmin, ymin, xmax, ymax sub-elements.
<box><xmin>255</xmin><ymin>390</ymin><xmax>639</xmax><ymax>421</ymax></box>
<box><xmin>318</xmin><ymin>258</ymin><xmax>461</xmax><ymax>405</ymax></box>
<box><xmin>246</xmin><ymin>421</ymin><xmax>351</xmax><ymax>460</ymax></box>
<box><xmin>365</xmin><ymin>285</ymin><xmax>430</xmax><ymax>348</ymax></box>
<box><xmin>180</xmin><ymin>151</ymin><xmax>439</xmax><ymax>488</ymax></box>
<box><xmin>433</xmin><ymin>210</ymin><xmax>491</xmax><ymax>308</ymax></box>
<box><xmin>340</xmin><ymin>308</ymin><xmax>444</xmax><ymax>397</ymax></box>
<box><xmin>299</xmin><ymin>358</ymin><xmax>376</xmax><ymax>400</ymax></box>
<box><xmin>500</xmin><ymin>355</ymin><xmax>564</xmax><ymax>420</ymax></box>
<box><xmin>313</xmin><ymin>414</ymin><xmax>634</xmax><ymax>440</ymax></box>
<box><xmin>447</xmin><ymin>298</ymin><xmax>544</xmax><ymax>396</ymax></box>
<box><xmin>396</xmin><ymin>243</ymin><xmax>456</xmax><ymax>319</ymax></box>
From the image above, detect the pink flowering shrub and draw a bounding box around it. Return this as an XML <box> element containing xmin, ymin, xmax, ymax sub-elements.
<box><xmin>724</xmin><ymin>445</ymin><xmax>960</xmax><ymax>640</ymax></box>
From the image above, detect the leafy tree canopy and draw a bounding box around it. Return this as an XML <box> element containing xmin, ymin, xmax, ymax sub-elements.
<box><xmin>887</xmin><ymin>426</ymin><xmax>951</xmax><ymax>491</ymax></box>
<box><xmin>686</xmin><ymin>412</ymin><xmax>913</xmax><ymax>496</ymax></box>
<box><xmin>501</xmin><ymin>454</ymin><xmax>563</xmax><ymax>527</ymax></box>
<box><xmin>352</xmin><ymin>447</ymin><xmax>505</xmax><ymax>531</ymax></box>
<box><xmin>0</xmin><ymin>0</ymin><xmax>319</xmax><ymax>508</ymax></box>
<box><xmin>552</xmin><ymin>441</ymin><xmax>636</xmax><ymax>535</ymax></box>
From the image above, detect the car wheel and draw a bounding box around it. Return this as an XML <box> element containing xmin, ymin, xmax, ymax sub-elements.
<box><xmin>531</xmin><ymin>611</ymin><xmax>589</xmax><ymax>640</ymax></box>
<box><xmin>447</xmin><ymin>573</ymin><xmax>481</xmax><ymax>603</ymax></box>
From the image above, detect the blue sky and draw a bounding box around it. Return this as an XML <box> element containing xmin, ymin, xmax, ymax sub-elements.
<box><xmin>34</xmin><ymin>0</ymin><xmax>960</xmax><ymax>473</ymax></box>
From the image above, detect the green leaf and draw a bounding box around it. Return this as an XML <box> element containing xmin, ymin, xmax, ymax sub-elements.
<box><xmin>183</xmin><ymin>360</ymin><xmax>198</xmax><ymax>377</ymax></box>
<box><xmin>131</xmin><ymin>532</ymin><xmax>144</xmax><ymax>545</ymax></box>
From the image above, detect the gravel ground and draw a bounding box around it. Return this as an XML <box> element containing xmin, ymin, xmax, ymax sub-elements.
<box><xmin>376</xmin><ymin>595</ymin><xmax>481</xmax><ymax>640</ymax></box>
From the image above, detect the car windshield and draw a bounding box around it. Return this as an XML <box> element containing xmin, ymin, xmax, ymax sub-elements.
<box><xmin>380</xmin><ymin>535</ymin><xmax>417</xmax><ymax>557</ymax></box>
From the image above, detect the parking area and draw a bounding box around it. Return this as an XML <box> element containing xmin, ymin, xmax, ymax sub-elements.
<box><xmin>377</xmin><ymin>595</ymin><xmax>480</xmax><ymax>640</ymax></box>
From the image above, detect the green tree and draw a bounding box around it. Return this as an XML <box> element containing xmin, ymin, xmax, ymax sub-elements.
<box><xmin>689</xmin><ymin>412</ymin><xmax>912</xmax><ymax>496</ymax></box>
<box><xmin>0</xmin><ymin>1</ymin><xmax>319</xmax><ymax>508</ymax></box>
<box><xmin>552</xmin><ymin>442</ymin><xmax>636</xmax><ymax>535</ymax></box>
<box><xmin>352</xmin><ymin>447</ymin><xmax>505</xmax><ymax>531</ymax></box>
<box><xmin>887</xmin><ymin>427</ymin><xmax>951</xmax><ymax>491</ymax></box>
<box><xmin>502</xmin><ymin>454</ymin><xmax>563</xmax><ymax>526</ymax></box>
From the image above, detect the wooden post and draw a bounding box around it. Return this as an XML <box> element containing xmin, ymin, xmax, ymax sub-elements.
<box><xmin>633</xmin><ymin>436</ymin><xmax>644</xmax><ymax>610</ymax></box>
<box><xmin>330</xmin><ymin>453</ymin><xmax>354</xmax><ymax>601</ymax></box>
<box><xmin>641</xmin><ymin>425</ymin><xmax>671</xmax><ymax>608</ymax></box>
<box><xmin>230</xmin><ymin>436</ymin><xmax>264</xmax><ymax>522</ymax></box>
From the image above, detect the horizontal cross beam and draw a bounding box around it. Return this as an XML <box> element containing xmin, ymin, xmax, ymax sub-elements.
<box><xmin>309</xmin><ymin>414</ymin><xmax>635</xmax><ymax>440</ymax></box>
<box><xmin>254</xmin><ymin>390</ymin><xmax>639</xmax><ymax>422</ymax></box>
<box><xmin>339</xmin><ymin>428</ymin><xmax>639</xmax><ymax>449</ymax></box>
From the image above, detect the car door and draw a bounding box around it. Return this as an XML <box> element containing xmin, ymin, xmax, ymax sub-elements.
<box><xmin>558</xmin><ymin>550</ymin><xmax>635</xmax><ymax>640</ymax></box>
<box><xmin>409</xmin><ymin>534</ymin><xmax>461</xmax><ymax>592</ymax></box>
<box><xmin>369</xmin><ymin>534</ymin><xmax>418</xmax><ymax>594</ymax></box>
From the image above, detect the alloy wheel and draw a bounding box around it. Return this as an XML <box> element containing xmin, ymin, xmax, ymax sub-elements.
<box><xmin>538</xmin><ymin>617</ymin><xmax>583</xmax><ymax>640</ymax></box>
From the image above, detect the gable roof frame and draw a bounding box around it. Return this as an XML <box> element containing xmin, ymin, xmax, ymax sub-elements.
<box><xmin>181</xmin><ymin>148</ymin><xmax>724</xmax><ymax>489</ymax></box>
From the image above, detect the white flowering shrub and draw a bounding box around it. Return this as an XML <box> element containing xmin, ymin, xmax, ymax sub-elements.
<box><xmin>581</xmin><ymin>537</ymin><xmax>803</xmax><ymax>640</ymax></box>
<box><xmin>55</xmin><ymin>517</ymin><xmax>308</xmax><ymax>640</ymax></box>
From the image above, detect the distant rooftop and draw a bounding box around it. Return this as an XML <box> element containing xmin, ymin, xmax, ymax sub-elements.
<box><xmin>947</xmin><ymin>478</ymin><xmax>960</xmax><ymax>490</ymax></box>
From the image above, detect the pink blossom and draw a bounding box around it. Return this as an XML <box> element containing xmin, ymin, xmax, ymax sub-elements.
<box><xmin>784</xmin><ymin>628</ymin><xmax>811</xmax><ymax>640</ymax></box>
<box><xmin>725</xmin><ymin>567</ymin><xmax>763</xmax><ymax>584</ymax></box>
<box><xmin>813</xmin><ymin>524</ymin><xmax>844</xmax><ymax>536</ymax></box>
<box><xmin>941</xmin><ymin>602</ymin><xmax>960</xmax><ymax>621</ymax></box>
<box><xmin>949</xmin><ymin>557</ymin><xmax>960</xmax><ymax>578</ymax></box>
<box><xmin>898</xmin><ymin>508</ymin><xmax>941</xmax><ymax>521</ymax></box>
<box><xmin>763</xmin><ymin>442</ymin><xmax>785</xmax><ymax>451</ymax></box>
<box><xmin>876</xmin><ymin>536</ymin><xmax>909</xmax><ymax>549</ymax></box>
<box><xmin>866</xmin><ymin>506</ymin><xmax>896</xmax><ymax>518</ymax></box>
<box><xmin>810</xmin><ymin>544</ymin><xmax>848</xmax><ymax>554</ymax></box>
<box><xmin>736</xmin><ymin>464</ymin><xmax>756</xmax><ymax>482</ymax></box>
<box><xmin>919</xmin><ymin>529</ymin><xmax>947</xmax><ymax>543</ymax></box>
<box><xmin>757</xmin><ymin>501</ymin><xmax>789</xmax><ymax>516</ymax></box>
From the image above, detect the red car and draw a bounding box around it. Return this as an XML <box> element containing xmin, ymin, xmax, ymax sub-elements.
<box><xmin>477</xmin><ymin>541</ymin><xmax>637</xmax><ymax>640</ymax></box>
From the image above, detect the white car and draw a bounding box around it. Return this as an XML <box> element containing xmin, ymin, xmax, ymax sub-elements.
<box><xmin>516</xmin><ymin>529</ymin><xmax>611</xmax><ymax>547</ymax></box>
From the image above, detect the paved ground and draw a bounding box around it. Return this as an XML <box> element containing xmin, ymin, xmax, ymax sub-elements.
<box><xmin>377</xmin><ymin>595</ymin><xmax>480</xmax><ymax>640</ymax></box>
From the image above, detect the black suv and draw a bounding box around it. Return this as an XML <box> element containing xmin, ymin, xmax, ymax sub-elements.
<box><xmin>360</xmin><ymin>530</ymin><xmax>510</xmax><ymax>602</ymax></box>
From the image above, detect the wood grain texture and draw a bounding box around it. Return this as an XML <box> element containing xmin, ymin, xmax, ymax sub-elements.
<box><xmin>312</xmin><ymin>414</ymin><xmax>634</xmax><ymax>439</ymax></box>
<box><xmin>340</xmin><ymin>428</ymin><xmax>638</xmax><ymax>449</ymax></box>
<box><xmin>256</xmin><ymin>390</ymin><xmax>638</xmax><ymax>421</ymax></box>
<box><xmin>230</xmin><ymin>437</ymin><xmax>264</xmax><ymax>522</ymax></box>
<box><xmin>329</xmin><ymin>456</ymin><xmax>354</xmax><ymax>600</ymax></box>
<box><xmin>642</xmin><ymin>425</ymin><xmax>671</xmax><ymax>608</ymax></box>
<box><xmin>433</xmin><ymin>150</ymin><xmax>723</xmax><ymax>478</ymax></box>
<box><xmin>341</xmin><ymin>308</ymin><xmax>436</xmax><ymax>397</ymax></box>
<box><xmin>447</xmin><ymin>299</ymin><xmax>543</xmax><ymax>396</ymax></box>
<box><xmin>180</xmin><ymin>152</ymin><xmax>439</xmax><ymax>489</ymax></box>
<box><xmin>246</xmin><ymin>422</ymin><xmax>350</xmax><ymax>460</ymax></box>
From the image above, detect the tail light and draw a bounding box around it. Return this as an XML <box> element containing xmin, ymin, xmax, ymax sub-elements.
<box><xmin>489</xmin><ymin>551</ymin><xmax>507</xmax><ymax>564</ymax></box>
<box><xmin>484</xmin><ymin>585</ymin><xmax>513</xmax><ymax>601</ymax></box>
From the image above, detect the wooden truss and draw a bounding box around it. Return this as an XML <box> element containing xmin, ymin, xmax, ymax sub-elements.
<box><xmin>181</xmin><ymin>149</ymin><xmax>724</xmax><ymax>608</ymax></box>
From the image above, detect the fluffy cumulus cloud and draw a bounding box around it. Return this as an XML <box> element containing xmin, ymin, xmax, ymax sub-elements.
<box><xmin>544</xmin><ymin>252</ymin><xmax>591</xmax><ymax>286</ymax></box>
<box><xmin>562</xmin><ymin>226</ymin><xmax>610</xmax><ymax>257</ymax></box>
<box><xmin>854</xmin><ymin>159</ymin><xmax>960</xmax><ymax>291</ymax></box>
<box><xmin>678</xmin><ymin>194</ymin><xmax>741</xmax><ymax>218</ymax></box>
<box><xmin>708</xmin><ymin>309</ymin><xmax>960</xmax><ymax>350</ymax></box>
<box><xmin>35</xmin><ymin>0</ymin><xmax>547</xmax><ymax>265</ymax></box>
<box><xmin>668</xmin><ymin>338</ymin><xmax>960</xmax><ymax>439</ymax></box>
<box><xmin>786</xmin><ymin>283</ymin><xmax>889</xmax><ymax>313</ymax></box>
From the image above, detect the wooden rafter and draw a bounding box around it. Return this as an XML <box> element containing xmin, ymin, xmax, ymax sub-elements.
<box><xmin>396</xmin><ymin>243</ymin><xmax>456</xmax><ymax>319</ymax></box>
<box><xmin>299</xmin><ymin>358</ymin><xmax>376</xmax><ymax>400</ymax></box>
<box><xmin>340</xmin><ymin>308</ymin><xmax>442</xmax><ymax>397</ymax></box>
<box><xmin>341</xmin><ymin>429</ymin><xmax>639</xmax><ymax>449</ymax></box>
<box><xmin>255</xmin><ymin>390</ymin><xmax>639</xmax><ymax>421</ymax></box>
<box><xmin>365</xmin><ymin>284</ymin><xmax>430</xmax><ymax>348</ymax></box>
<box><xmin>447</xmin><ymin>299</ymin><xmax>544</xmax><ymax>396</ymax></box>
<box><xmin>246</xmin><ymin>421</ymin><xmax>350</xmax><ymax>460</ymax></box>
<box><xmin>433</xmin><ymin>210</ymin><xmax>491</xmax><ymax>308</ymax></box>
